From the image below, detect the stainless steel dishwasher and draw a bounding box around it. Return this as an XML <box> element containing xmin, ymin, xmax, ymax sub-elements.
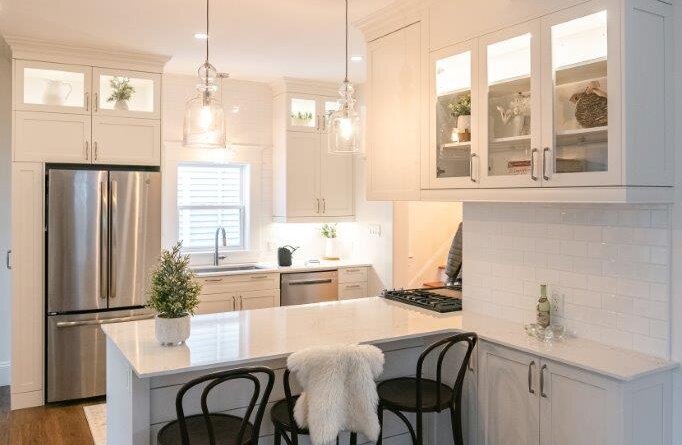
<box><xmin>280</xmin><ymin>270</ymin><xmax>338</xmax><ymax>306</ymax></box>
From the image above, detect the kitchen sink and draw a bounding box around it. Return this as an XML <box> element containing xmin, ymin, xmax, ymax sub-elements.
<box><xmin>192</xmin><ymin>265</ymin><xmax>268</xmax><ymax>274</ymax></box>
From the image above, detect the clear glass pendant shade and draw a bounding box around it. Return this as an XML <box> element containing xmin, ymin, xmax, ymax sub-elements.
<box><xmin>328</xmin><ymin>81</ymin><xmax>360</xmax><ymax>153</ymax></box>
<box><xmin>183</xmin><ymin>63</ymin><xmax>226</xmax><ymax>149</ymax></box>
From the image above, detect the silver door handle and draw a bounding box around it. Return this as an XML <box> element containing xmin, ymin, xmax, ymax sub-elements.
<box><xmin>530</xmin><ymin>148</ymin><xmax>538</xmax><ymax>181</ymax></box>
<box><xmin>56</xmin><ymin>314</ymin><xmax>154</xmax><ymax>328</ymax></box>
<box><xmin>250</xmin><ymin>275</ymin><xmax>268</xmax><ymax>280</ymax></box>
<box><xmin>470</xmin><ymin>153</ymin><xmax>478</xmax><ymax>183</ymax></box>
<box><xmin>322</xmin><ymin>198</ymin><xmax>326</xmax><ymax>213</ymax></box>
<box><xmin>288</xmin><ymin>279</ymin><xmax>333</xmax><ymax>285</ymax></box>
<box><xmin>5</xmin><ymin>250</ymin><xmax>11</xmax><ymax>270</ymax></box>
<box><xmin>94</xmin><ymin>141</ymin><xmax>99</xmax><ymax>160</ymax></box>
<box><xmin>85</xmin><ymin>92</ymin><xmax>90</xmax><ymax>112</ymax></box>
<box><xmin>94</xmin><ymin>92</ymin><xmax>99</xmax><ymax>112</ymax></box>
<box><xmin>345</xmin><ymin>268</ymin><xmax>360</xmax><ymax>273</ymax></box>
<box><xmin>540</xmin><ymin>364</ymin><xmax>548</xmax><ymax>398</ymax></box>
<box><xmin>99</xmin><ymin>182</ymin><xmax>107</xmax><ymax>300</ymax></box>
<box><xmin>85</xmin><ymin>140</ymin><xmax>89</xmax><ymax>161</ymax></box>
<box><xmin>344</xmin><ymin>284</ymin><xmax>362</xmax><ymax>289</ymax></box>
<box><xmin>543</xmin><ymin>147</ymin><xmax>550</xmax><ymax>181</ymax></box>
<box><xmin>109</xmin><ymin>180</ymin><xmax>117</xmax><ymax>299</ymax></box>
<box><xmin>316</xmin><ymin>198</ymin><xmax>320</xmax><ymax>213</ymax></box>
<box><xmin>528</xmin><ymin>361</ymin><xmax>536</xmax><ymax>394</ymax></box>
<box><xmin>239</xmin><ymin>295</ymin><xmax>243</xmax><ymax>310</ymax></box>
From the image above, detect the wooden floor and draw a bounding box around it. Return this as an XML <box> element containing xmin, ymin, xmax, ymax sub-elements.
<box><xmin>0</xmin><ymin>386</ymin><xmax>96</xmax><ymax>445</ymax></box>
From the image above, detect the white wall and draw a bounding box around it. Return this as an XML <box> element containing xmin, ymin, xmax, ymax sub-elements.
<box><xmin>0</xmin><ymin>37</ymin><xmax>11</xmax><ymax>386</ymax></box>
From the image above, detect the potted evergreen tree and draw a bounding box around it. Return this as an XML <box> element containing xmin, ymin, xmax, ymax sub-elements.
<box><xmin>147</xmin><ymin>242</ymin><xmax>201</xmax><ymax>346</ymax></box>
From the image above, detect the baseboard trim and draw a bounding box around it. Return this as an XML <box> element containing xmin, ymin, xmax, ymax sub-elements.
<box><xmin>0</xmin><ymin>361</ymin><xmax>9</xmax><ymax>386</ymax></box>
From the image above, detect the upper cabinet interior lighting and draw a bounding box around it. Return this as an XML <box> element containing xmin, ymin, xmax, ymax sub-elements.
<box><xmin>328</xmin><ymin>0</ymin><xmax>360</xmax><ymax>154</ymax></box>
<box><xmin>183</xmin><ymin>0</ymin><xmax>227</xmax><ymax>149</ymax></box>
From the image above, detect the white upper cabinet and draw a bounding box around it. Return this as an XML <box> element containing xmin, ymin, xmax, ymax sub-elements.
<box><xmin>92</xmin><ymin>68</ymin><xmax>161</xmax><ymax>119</ymax></box>
<box><xmin>92</xmin><ymin>117</ymin><xmax>160</xmax><ymax>165</ymax></box>
<box><xmin>360</xmin><ymin>0</ymin><xmax>673</xmax><ymax>202</ymax></box>
<box><xmin>14</xmin><ymin>60</ymin><xmax>92</xmax><ymax>115</ymax></box>
<box><xmin>14</xmin><ymin>111</ymin><xmax>91</xmax><ymax>163</ymax></box>
<box><xmin>272</xmin><ymin>79</ymin><xmax>355</xmax><ymax>221</ymax></box>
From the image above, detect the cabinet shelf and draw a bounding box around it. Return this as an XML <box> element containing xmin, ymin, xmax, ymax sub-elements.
<box><xmin>437</xmin><ymin>87</ymin><xmax>470</xmax><ymax>98</ymax></box>
<box><xmin>441</xmin><ymin>141</ymin><xmax>471</xmax><ymax>149</ymax></box>
<box><xmin>556</xmin><ymin>126</ymin><xmax>607</xmax><ymax>145</ymax></box>
<box><xmin>555</xmin><ymin>57</ymin><xmax>606</xmax><ymax>86</ymax></box>
<box><xmin>490</xmin><ymin>134</ymin><xmax>530</xmax><ymax>149</ymax></box>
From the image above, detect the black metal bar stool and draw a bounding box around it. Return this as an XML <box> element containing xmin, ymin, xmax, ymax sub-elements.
<box><xmin>157</xmin><ymin>366</ymin><xmax>275</xmax><ymax>445</ymax></box>
<box><xmin>270</xmin><ymin>369</ymin><xmax>359</xmax><ymax>445</ymax></box>
<box><xmin>376</xmin><ymin>332</ymin><xmax>478</xmax><ymax>445</ymax></box>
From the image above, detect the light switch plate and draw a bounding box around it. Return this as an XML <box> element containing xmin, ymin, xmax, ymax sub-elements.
<box><xmin>368</xmin><ymin>224</ymin><xmax>381</xmax><ymax>236</ymax></box>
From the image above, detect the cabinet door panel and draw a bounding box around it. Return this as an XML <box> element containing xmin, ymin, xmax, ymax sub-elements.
<box><xmin>320</xmin><ymin>135</ymin><xmax>354</xmax><ymax>216</ymax></box>
<box><xmin>92</xmin><ymin>68</ymin><xmax>161</xmax><ymax>119</ymax></box>
<box><xmin>540</xmin><ymin>0</ymin><xmax>621</xmax><ymax>187</ymax></box>
<box><xmin>14</xmin><ymin>60</ymin><xmax>92</xmax><ymax>114</ymax></box>
<box><xmin>478</xmin><ymin>341</ymin><xmax>539</xmax><ymax>445</ymax></box>
<box><xmin>92</xmin><ymin>116</ymin><xmax>160</xmax><ymax>165</ymax></box>
<box><xmin>287</xmin><ymin>94</ymin><xmax>319</xmax><ymax>132</ymax></box>
<box><xmin>195</xmin><ymin>299</ymin><xmax>235</xmax><ymax>315</ymax></box>
<box><xmin>539</xmin><ymin>360</ymin><xmax>619</xmax><ymax>445</ymax></box>
<box><xmin>14</xmin><ymin>111</ymin><xmax>90</xmax><ymax>163</ymax></box>
<box><xmin>367</xmin><ymin>22</ymin><xmax>422</xmax><ymax>200</ymax></box>
<box><xmin>239</xmin><ymin>290</ymin><xmax>277</xmax><ymax>311</ymax></box>
<box><xmin>285</xmin><ymin>131</ymin><xmax>321</xmax><ymax>217</ymax></box>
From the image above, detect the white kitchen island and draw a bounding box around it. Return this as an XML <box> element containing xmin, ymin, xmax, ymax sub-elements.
<box><xmin>103</xmin><ymin>297</ymin><xmax>676</xmax><ymax>445</ymax></box>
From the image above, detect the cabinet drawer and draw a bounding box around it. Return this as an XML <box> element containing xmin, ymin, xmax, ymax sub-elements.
<box><xmin>199</xmin><ymin>291</ymin><xmax>236</xmax><ymax>303</ymax></box>
<box><xmin>338</xmin><ymin>267</ymin><xmax>368</xmax><ymax>283</ymax></box>
<box><xmin>338</xmin><ymin>282</ymin><xmax>368</xmax><ymax>300</ymax></box>
<box><xmin>195</xmin><ymin>299</ymin><xmax>235</xmax><ymax>315</ymax></box>
<box><xmin>238</xmin><ymin>290</ymin><xmax>278</xmax><ymax>311</ymax></box>
<box><xmin>198</xmin><ymin>273</ymin><xmax>277</xmax><ymax>294</ymax></box>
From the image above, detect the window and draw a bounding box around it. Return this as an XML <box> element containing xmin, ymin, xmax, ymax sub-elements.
<box><xmin>177</xmin><ymin>163</ymin><xmax>248</xmax><ymax>251</ymax></box>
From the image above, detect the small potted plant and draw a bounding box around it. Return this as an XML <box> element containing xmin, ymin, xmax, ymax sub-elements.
<box><xmin>147</xmin><ymin>242</ymin><xmax>201</xmax><ymax>346</ymax></box>
<box><xmin>321</xmin><ymin>223</ymin><xmax>339</xmax><ymax>260</ymax></box>
<box><xmin>291</xmin><ymin>111</ymin><xmax>314</xmax><ymax>126</ymax></box>
<box><xmin>448</xmin><ymin>93</ymin><xmax>472</xmax><ymax>142</ymax></box>
<box><xmin>107</xmin><ymin>76</ymin><xmax>135</xmax><ymax>111</ymax></box>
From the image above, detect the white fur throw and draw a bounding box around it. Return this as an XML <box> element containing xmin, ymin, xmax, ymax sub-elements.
<box><xmin>287</xmin><ymin>344</ymin><xmax>385</xmax><ymax>445</ymax></box>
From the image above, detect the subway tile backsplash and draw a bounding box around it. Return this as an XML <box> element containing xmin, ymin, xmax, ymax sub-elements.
<box><xmin>463</xmin><ymin>203</ymin><xmax>671</xmax><ymax>358</ymax></box>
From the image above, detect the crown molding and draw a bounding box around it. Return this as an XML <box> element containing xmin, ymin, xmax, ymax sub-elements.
<box><xmin>270</xmin><ymin>77</ymin><xmax>340</xmax><ymax>97</ymax></box>
<box><xmin>354</xmin><ymin>0</ymin><xmax>434</xmax><ymax>42</ymax></box>
<box><xmin>4</xmin><ymin>35</ymin><xmax>171</xmax><ymax>73</ymax></box>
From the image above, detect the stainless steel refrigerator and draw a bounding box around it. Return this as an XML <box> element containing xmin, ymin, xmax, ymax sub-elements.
<box><xmin>46</xmin><ymin>166</ymin><xmax>161</xmax><ymax>402</ymax></box>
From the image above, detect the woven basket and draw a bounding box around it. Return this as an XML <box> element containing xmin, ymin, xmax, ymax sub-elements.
<box><xmin>570</xmin><ymin>81</ymin><xmax>608</xmax><ymax>128</ymax></box>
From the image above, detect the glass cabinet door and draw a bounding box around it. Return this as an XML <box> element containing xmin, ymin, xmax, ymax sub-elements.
<box><xmin>480</xmin><ymin>25</ymin><xmax>541</xmax><ymax>188</ymax></box>
<box><xmin>543</xmin><ymin>5</ymin><xmax>619</xmax><ymax>186</ymax></box>
<box><xmin>430</xmin><ymin>40</ymin><xmax>478</xmax><ymax>188</ymax></box>
<box><xmin>321</xmin><ymin>99</ymin><xmax>340</xmax><ymax>133</ymax></box>
<box><xmin>15</xmin><ymin>61</ymin><xmax>92</xmax><ymax>114</ymax></box>
<box><xmin>93</xmin><ymin>68</ymin><xmax>161</xmax><ymax>119</ymax></box>
<box><xmin>288</xmin><ymin>95</ymin><xmax>318</xmax><ymax>132</ymax></box>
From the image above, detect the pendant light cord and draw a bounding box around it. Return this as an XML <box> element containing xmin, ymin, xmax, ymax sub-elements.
<box><xmin>344</xmin><ymin>0</ymin><xmax>349</xmax><ymax>82</ymax></box>
<box><xmin>206</xmin><ymin>0</ymin><xmax>210</xmax><ymax>64</ymax></box>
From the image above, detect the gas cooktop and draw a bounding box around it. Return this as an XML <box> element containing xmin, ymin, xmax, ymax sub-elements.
<box><xmin>380</xmin><ymin>286</ymin><xmax>462</xmax><ymax>313</ymax></box>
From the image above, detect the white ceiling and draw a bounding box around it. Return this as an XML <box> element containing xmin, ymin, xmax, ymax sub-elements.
<box><xmin>0</xmin><ymin>0</ymin><xmax>396</xmax><ymax>82</ymax></box>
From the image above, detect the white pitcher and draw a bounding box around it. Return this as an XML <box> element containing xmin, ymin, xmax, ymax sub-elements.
<box><xmin>42</xmin><ymin>80</ymin><xmax>72</xmax><ymax>106</ymax></box>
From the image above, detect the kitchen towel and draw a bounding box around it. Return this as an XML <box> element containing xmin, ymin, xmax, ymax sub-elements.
<box><xmin>287</xmin><ymin>344</ymin><xmax>385</xmax><ymax>445</ymax></box>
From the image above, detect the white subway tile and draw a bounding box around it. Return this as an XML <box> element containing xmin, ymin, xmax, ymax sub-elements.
<box><xmin>574</xmin><ymin>226</ymin><xmax>602</xmax><ymax>242</ymax></box>
<box><xmin>561</xmin><ymin>240</ymin><xmax>588</xmax><ymax>257</ymax></box>
<box><xmin>650</xmin><ymin>247</ymin><xmax>669</xmax><ymax>265</ymax></box>
<box><xmin>524</xmin><ymin>251</ymin><xmax>547</xmax><ymax>268</ymax></box>
<box><xmin>617</xmin><ymin>209</ymin><xmax>651</xmax><ymax>227</ymax></box>
<box><xmin>600</xmin><ymin>328</ymin><xmax>633</xmax><ymax>350</ymax></box>
<box><xmin>587</xmin><ymin>242</ymin><xmax>618</xmax><ymax>259</ymax></box>
<box><xmin>572</xmin><ymin>257</ymin><xmax>603</xmax><ymax>275</ymax></box>
<box><xmin>547</xmin><ymin>254</ymin><xmax>573</xmax><ymax>272</ymax></box>
<box><xmin>603</xmin><ymin>294</ymin><xmax>634</xmax><ymax>313</ymax></box>
<box><xmin>560</xmin><ymin>208</ymin><xmax>589</xmax><ymax>225</ymax></box>
<box><xmin>632</xmin><ymin>228</ymin><xmax>668</xmax><ymax>246</ymax></box>
<box><xmin>535</xmin><ymin>208</ymin><xmax>561</xmax><ymax>224</ymax></box>
<box><xmin>546</xmin><ymin>224</ymin><xmax>574</xmax><ymax>240</ymax></box>
<box><xmin>568</xmin><ymin>289</ymin><xmax>602</xmax><ymax>308</ymax></box>
<box><xmin>616</xmin><ymin>313</ymin><xmax>650</xmax><ymax>335</ymax></box>
<box><xmin>632</xmin><ymin>335</ymin><xmax>668</xmax><ymax>358</ymax></box>
<box><xmin>632</xmin><ymin>299</ymin><xmax>667</xmax><ymax>321</ymax></box>
<box><xmin>650</xmin><ymin>283</ymin><xmax>669</xmax><ymax>302</ymax></box>
<box><xmin>617</xmin><ymin>245</ymin><xmax>649</xmax><ymax>262</ymax></box>
<box><xmin>650</xmin><ymin>209</ymin><xmax>669</xmax><ymax>228</ymax></box>
<box><xmin>602</xmin><ymin>227</ymin><xmax>634</xmax><ymax>244</ymax></box>
<box><xmin>535</xmin><ymin>238</ymin><xmax>561</xmax><ymax>254</ymax></box>
<box><xmin>650</xmin><ymin>320</ymin><xmax>669</xmax><ymax>339</ymax></box>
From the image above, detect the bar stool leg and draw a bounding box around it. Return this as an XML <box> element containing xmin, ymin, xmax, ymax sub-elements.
<box><xmin>350</xmin><ymin>432</ymin><xmax>358</xmax><ymax>445</ymax></box>
<box><xmin>377</xmin><ymin>403</ymin><xmax>384</xmax><ymax>445</ymax></box>
<box><xmin>416</xmin><ymin>411</ymin><xmax>424</xmax><ymax>445</ymax></box>
<box><xmin>274</xmin><ymin>428</ymin><xmax>282</xmax><ymax>445</ymax></box>
<box><xmin>450</xmin><ymin>405</ymin><xmax>463</xmax><ymax>445</ymax></box>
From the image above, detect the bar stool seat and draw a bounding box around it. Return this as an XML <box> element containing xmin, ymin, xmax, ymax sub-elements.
<box><xmin>158</xmin><ymin>413</ymin><xmax>253</xmax><ymax>445</ymax></box>
<box><xmin>377</xmin><ymin>377</ymin><xmax>453</xmax><ymax>412</ymax></box>
<box><xmin>270</xmin><ymin>395</ymin><xmax>309</xmax><ymax>434</ymax></box>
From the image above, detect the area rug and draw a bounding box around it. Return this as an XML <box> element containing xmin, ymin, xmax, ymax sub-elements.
<box><xmin>83</xmin><ymin>403</ymin><xmax>107</xmax><ymax>445</ymax></box>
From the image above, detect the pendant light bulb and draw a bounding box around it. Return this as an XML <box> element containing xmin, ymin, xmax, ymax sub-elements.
<box><xmin>328</xmin><ymin>0</ymin><xmax>360</xmax><ymax>154</ymax></box>
<box><xmin>183</xmin><ymin>0</ymin><xmax>227</xmax><ymax>150</ymax></box>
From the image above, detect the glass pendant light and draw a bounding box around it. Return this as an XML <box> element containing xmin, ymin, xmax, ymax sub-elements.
<box><xmin>328</xmin><ymin>0</ymin><xmax>360</xmax><ymax>153</ymax></box>
<box><xmin>183</xmin><ymin>0</ymin><xmax>226</xmax><ymax>149</ymax></box>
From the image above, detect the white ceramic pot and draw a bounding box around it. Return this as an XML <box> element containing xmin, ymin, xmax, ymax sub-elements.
<box><xmin>155</xmin><ymin>314</ymin><xmax>191</xmax><ymax>346</ymax></box>
<box><xmin>324</xmin><ymin>238</ymin><xmax>340</xmax><ymax>260</ymax></box>
<box><xmin>114</xmin><ymin>99</ymin><xmax>130</xmax><ymax>111</ymax></box>
<box><xmin>457</xmin><ymin>114</ymin><xmax>471</xmax><ymax>132</ymax></box>
<box><xmin>511</xmin><ymin>114</ymin><xmax>525</xmax><ymax>136</ymax></box>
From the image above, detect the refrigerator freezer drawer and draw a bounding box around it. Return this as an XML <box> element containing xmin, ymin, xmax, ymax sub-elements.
<box><xmin>46</xmin><ymin>309</ymin><xmax>152</xmax><ymax>402</ymax></box>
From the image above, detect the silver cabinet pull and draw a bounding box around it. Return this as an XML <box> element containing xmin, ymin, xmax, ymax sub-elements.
<box><xmin>315</xmin><ymin>198</ymin><xmax>320</xmax><ymax>213</ymax></box>
<box><xmin>530</xmin><ymin>148</ymin><xmax>538</xmax><ymax>181</ymax></box>
<box><xmin>528</xmin><ymin>361</ymin><xmax>536</xmax><ymax>394</ymax></box>
<box><xmin>344</xmin><ymin>284</ymin><xmax>362</xmax><ymax>289</ymax></box>
<box><xmin>289</xmin><ymin>279</ymin><xmax>333</xmax><ymax>286</ymax></box>
<box><xmin>542</xmin><ymin>147</ymin><xmax>549</xmax><ymax>180</ymax></box>
<box><xmin>56</xmin><ymin>314</ymin><xmax>154</xmax><ymax>328</ymax></box>
<box><xmin>322</xmin><ymin>198</ymin><xmax>326</xmax><ymax>213</ymax></box>
<box><xmin>5</xmin><ymin>250</ymin><xmax>11</xmax><ymax>270</ymax></box>
<box><xmin>85</xmin><ymin>140</ymin><xmax>89</xmax><ymax>161</ymax></box>
<box><xmin>204</xmin><ymin>278</ymin><xmax>223</xmax><ymax>282</ymax></box>
<box><xmin>85</xmin><ymin>92</ymin><xmax>90</xmax><ymax>112</ymax></box>
<box><xmin>94</xmin><ymin>141</ymin><xmax>99</xmax><ymax>160</ymax></box>
<box><xmin>250</xmin><ymin>275</ymin><xmax>268</xmax><ymax>280</ymax></box>
<box><xmin>239</xmin><ymin>295</ymin><xmax>243</xmax><ymax>310</ymax></box>
<box><xmin>345</xmin><ymin>268</ymin><xmax>360</xmax><ymax>273</ymax></box>
<box><xmin>540</xmin><ymin>364</ymin><xmax>548</xmax><ymax>398</ymax></box>
<box><xmin>470</xmin><ymin>153</ymin><xmax>479</xmax><ymax>183</ymax></box>
<box><xmin>94</xmin><ymin>92</ymin><xmax>99</xmax><ymax>112</ymax></box>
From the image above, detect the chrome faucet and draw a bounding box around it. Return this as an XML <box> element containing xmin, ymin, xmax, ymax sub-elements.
<box><xmin>214</xmin><ymin>226</ymin><xmax>227</xmax><ymax>266</ymax></box>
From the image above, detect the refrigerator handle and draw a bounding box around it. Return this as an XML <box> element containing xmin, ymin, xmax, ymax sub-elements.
<box><xmin>109</xmin><ymin>179</ymin><xmax>118</xmax><ymax>300</ymax></box>
<box><xmin>100</xmin><ymin>181</ymin><xmax>108</xmax><ymax>300</ymax></box>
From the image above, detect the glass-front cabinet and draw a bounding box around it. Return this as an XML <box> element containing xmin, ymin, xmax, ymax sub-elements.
<box><xmin>429</xmin><ymin>40</ymin><xmax>478</xmax><ymax>188</ymax></box>
<box><xmin>15</xmin><ymin>60</ymin><xmax>92</xmax><ymax>114</ymax></box>
<box><xmin>542</xmin><ymin>3</ymin><xmax>619</xmax><ymax>186</ymax></box>
<box><xmin>287</xmin><ymin>94</ymin><xmax>340</xmax><ymax>133</ymax></box>
<box><xmin>92</xmin><ymin>68</ymin><xmax>161</xmax><ymax>119</ymax></box>
<box><xmin>480</xmin><ymin>23</ymin><xmax>540</xmax><ymax>188</ymax></box>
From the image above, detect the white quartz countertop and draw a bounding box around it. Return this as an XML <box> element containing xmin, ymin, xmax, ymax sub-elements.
<box><xmin>102</xmin><ymin>297</ymin><xmax>676</xmax><ymax>381</ymax></box>
<box><xmin>193</xmin><ymin>260</ymin><xmax>372</xmax><ymax>277</ymax></box>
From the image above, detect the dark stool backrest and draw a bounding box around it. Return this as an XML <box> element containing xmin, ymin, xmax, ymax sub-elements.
<box><xmin>174</xmin><ymin>366</ymin><xmax>275</xmax><ymax>445</ymax></box>
<box><xmin>416</xmin><ymin>332</ymin><xmax>478</xmax><ymax>414</ymax></box>
<box><xmin>281</xmin><ymin>369</ymin><xmax>300</xmax><ymax>443</ymax></box>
